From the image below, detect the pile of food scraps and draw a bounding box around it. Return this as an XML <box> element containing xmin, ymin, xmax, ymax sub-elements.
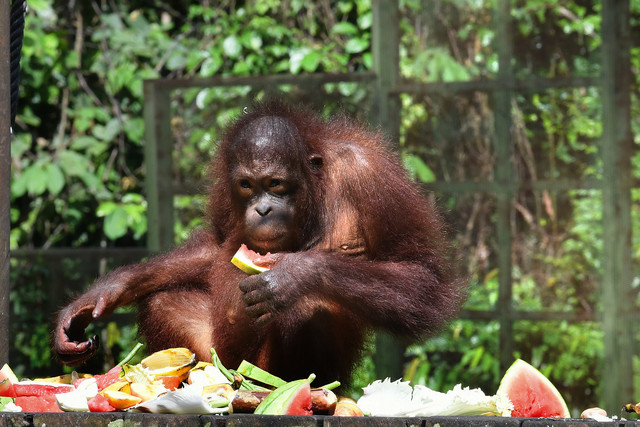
<box><xmin>0</xmin><ymin>351</ymin><xmax>625</xmax><ymax>421</ymax></box>
<box><xmin>0</xmin><ymin>346</ymin><xmax>360</xmax><ymax>416</ymax></box>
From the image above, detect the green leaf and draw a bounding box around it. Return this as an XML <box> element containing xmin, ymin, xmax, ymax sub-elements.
<box><xmin>45</xmin><ymin>163</ymin><xmax>65</xmax><ymax>195</ymax></box>
<box><xmin>59</xmin><ymin>150</ymin><xmax>92</xmax><ymax>177</ymax></box>
<box><xmin>97</xmin><ymin>201</ymin><xmax>118</xmax><ymax>217</ymax></box>
<box><xmin>301</xmin><ymin>50</ymin><xmax>321</xmax><ymax>72</ymax></box>
<box><xmin>27</xmin><ymin>0</ymin><xmax>51</xmax><ymax>12</ymax></box>
<box><xmin>11</xmin><ymin>171</ymin><xmax>27</xmax><ymax>198</ymax></box>
<box><xmin>289</xmin><ymin>47</ymin><xmax>311</xmax><ymax>74</ymax></box>
<box><xmin>103</xmin><ymin>205</ymin><xmax>129</xmax><ymax>240</ymax></box>
<box><xmin>345</xmin><ymin>37</ymin><xmax>369</xmax><ymax>54</ymax></box>
<box><xmin>93</xmin><ymin>118</ymin><xmax>121</xmax><ymax>142</ymax></box>
<box><xmin>121</xmin><ymin>193</ymin><xmax>144</xmax><ymax>204</ymax></box>
<box><xmin>166</xmin><ymin>50</ymin><xmax>187</xmax><ymax>71</ymax></box>
<box><xmin>70</xmin><ymin>135</ymin><xmax>99</xmax><ymax>150</ymax></box>
<box><xmin>123</xmin><ymin>117</ymin><xmax>145</xmax><ymax>144</ymax></box>
<box><xmin>200</xmin><ymin>55</ymin><xmax>223</xmax><ymax>77</ymax></box>
<box><xmin>222</xmin><ymin>36</ymin><xmax>242</xmax><ymax>58</ymax></box>
<box><xmin>108</xmin><ymin>62</ymin><xmax>137</xmax><ymax>94</ymax></box>
<box><xmin>402</xmin><ymin>154</ymin><xmax>436</xmax><ymax>183</ymax></box>
<box><xmin>363</xmin><ymin>52</ymin><xmax>373</xmax><ymax>69</ymax></box>
<box><xmin>240</xmin><ymin>32</ymin><xmax>263</xmax><ymax>51</ymax></box>
<box><xmin>23</xmin><ymin>165</ymin><xmax>48</xmax><ymax>196</ymax></box>
<box><xmin>186</xmin><ymin>50</ymin><xmax>209</xmax><ymax>72</ymax></box>
<box><xmin>332</xmin><ymin>22</ymin><xmax>358</xmax><ymax>35</ymax></box>
<box><xmin>357</xmin><ymin>12</ymin><xmax>373</xmax><ymax>30</ymax></box>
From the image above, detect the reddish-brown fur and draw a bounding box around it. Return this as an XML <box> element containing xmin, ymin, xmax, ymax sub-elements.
<box><xmin>53</xmin><ymin>100</ymin><xmax>465</xmax><ymax>385</ymax></box>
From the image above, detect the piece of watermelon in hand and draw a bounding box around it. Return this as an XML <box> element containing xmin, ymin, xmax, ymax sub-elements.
<box><xmin>231</xmin><ymin>244</ymin><xmax>272</xmax><ymax>275</ymax></box>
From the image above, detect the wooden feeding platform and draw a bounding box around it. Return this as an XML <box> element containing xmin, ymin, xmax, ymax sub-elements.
<box><xmin>1</xmin><ymin>414</ymin><xmax>640</xmax><ymax>427</ymax></box>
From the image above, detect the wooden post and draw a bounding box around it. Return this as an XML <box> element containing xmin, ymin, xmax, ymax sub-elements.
<box><xmin>371</xmin><ymin>0</ymin><xmax>400</xmax><ymax>144</ymax></box>
<box><xmin>371</xmin><ymin>0</ymin><xmax>404</xmax><ymax>381</ymax></box>
<box><xmin>600</xmin><ymin>0</ymin><xmax>633</xmax><ymax>414</ymax></box>
<box><xmin>494</xmin><ymin>0</ymin><xmax>515</xmax><ymax>375</ymax></box>
<box><xmin>0</xmin><ymin>2</ymin><xmax>11</xmax><ymax>365</ymax></box>
<box><xmin>143</xmin><ymin>82</ymin><xmax>174</xmax><ymax>252</ymax></box>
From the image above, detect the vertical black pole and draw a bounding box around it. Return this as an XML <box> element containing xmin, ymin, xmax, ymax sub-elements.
<box><xmin>0</xmin><ymin>2</ymin><xmax>13</xmax><ymax>365</ymax></box>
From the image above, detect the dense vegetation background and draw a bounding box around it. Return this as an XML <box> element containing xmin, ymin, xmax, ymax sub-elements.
<box><xmin>8</xmin><ymin>0</ymin><xmax>640</xmax><ymax>415</ymax></box>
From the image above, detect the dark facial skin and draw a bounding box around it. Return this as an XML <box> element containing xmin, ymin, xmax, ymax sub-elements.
<box><xmin>228</xmin><ymin>116</ymin><xmax>309</xmax><ymax>254</ymax></box>
<box><xmin>232</xmin><ymin>160</ymin><xmax>300</xmax><ymax>254</ymax></box>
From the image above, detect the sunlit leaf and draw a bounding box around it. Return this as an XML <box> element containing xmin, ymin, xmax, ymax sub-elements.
<box><xmin>222</xmin><ymin>35</ymin><xmax>242</xmax><ymax>58</ymax></box>
<box><xmin>345</xmin><ymin>37</ymin><xmax>369</xmax><ymax>54</ymax></box>
<box><xmin>103</xmin><ymin>206</ymin><xmax>129</xmax><ymax>240</ymax></box>
<box><xmin>45</xmin><ymin>163</ymin><xmax>65</xmax><ymax>195</ymax></box>
<box><xmin>332</xmin><ymin>22</ymin><xmax>358</xmax><ymax>35</ymax></box>
<box><xmin>23</xmin><ymin>165</ymin><xmax>48</xmax><ymax>196</ymax></box>
<box><xmin>59</xmin><ymin>151</ymin><xmax>92</xmax><ymax>177</ymax></box>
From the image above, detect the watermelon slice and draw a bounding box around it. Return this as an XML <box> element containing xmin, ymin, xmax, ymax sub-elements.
<box><xmin>95</xmin><ymin>365</ymin><xmax>123</xmax><ymax>390</ymax></box>
<box><xmin>497</xmin><ymin>359</ymin><xmax>570</xmax><ymax>418</ymax></box>
<box><xmin>254</xmin><ymin>376</ymin><xmax>313</xmax><ymax>415</ymax></box>
<box><xmin>12</xmin><ymin>381</ymin><xmax>74</xmax><ymax>397</ymax></box>
<box><xmin>87</xmin><ymin>393</ymin><xmax>117</xmax><ymax>412</ymax></box>
<box><xmin>0</xmin><ymin>364</ymin><xmax>19</xmax><ymax>397</ymax></box>
<box><xmin>15</xmin><ymin>395</ymin><xmax>64</xmax><ymax>413</ymax></box>
<box><xmin>231</xmin><ymin>244</ymin><xmax>271</xmax><ymax>275</ymax></box>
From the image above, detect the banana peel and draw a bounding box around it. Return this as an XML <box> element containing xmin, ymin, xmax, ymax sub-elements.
<box><xmin>141</xmin><ymin>348</ymin><xmax>197</xmax><ymax>380</ymax></box>
<box><xmin>130</xmin><ymin>382</ymin><xmax>167</xmax><ymax>402</ymax></box>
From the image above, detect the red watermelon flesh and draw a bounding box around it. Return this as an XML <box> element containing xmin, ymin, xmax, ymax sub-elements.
<box><xmin>15</xmin><ymin>395</ymin><xmax>63</xmax><ymax>413</ymax></box>
<box><xmin>231</xmin><ymin>244</ymin><xmax>272</xmax><ymax>274</ymax></box>
<box><xmin>498</xmin><ymin>359</ymin><xmax>570</xmax><ymax>418</ymax></box>
<box><xmin>95</xmin><ymin>365</ymin><xmax>122</xmax><ymax>390</ymax></box>
<box><xmin>0</xmin><ymin>364</ymin><xmax>18</xmax><ymax>397</ymax></box>
<box><xmin>12</xmin><ymin>381</ymin><xmax>74</xmax><ymax>397</ymax></box>
<box><xmin>283</xmin><ymin>381</ymin><xmax>312</xmax><ymax>415</ymax></box>
<box><xmin>254</xmin><ymin>377</ymin><xmax>312</xmax><ymax>415</ymax></box>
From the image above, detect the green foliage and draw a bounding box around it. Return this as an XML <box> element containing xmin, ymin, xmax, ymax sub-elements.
<box><xmin>12</xmin><ymin>0</ymin><xmax>374</xmax><ymax>250</ymax></box>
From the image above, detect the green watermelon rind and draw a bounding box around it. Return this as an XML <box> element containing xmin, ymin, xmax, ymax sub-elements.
<box><xmin>231</xmin><ymin>244</ymin><xmax>270</xmax><ymax>275</ymax></box>
<box><xmin>497</xmin><ymin>359</ymin><xmax>570</xmax><ymax>418</ymax></box>
<box><xmin>253</xmin><ymin>378</ymin><xmax>311</xmax><ymax>415</ymax></box>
